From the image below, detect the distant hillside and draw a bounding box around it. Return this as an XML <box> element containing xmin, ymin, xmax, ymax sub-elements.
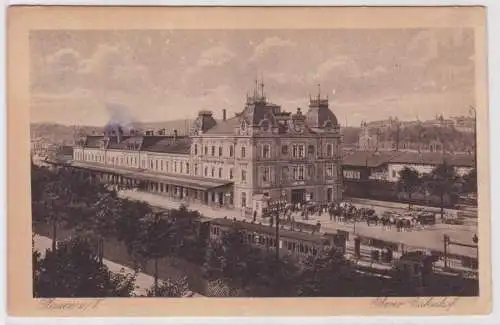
<box><xmin>30</xmin><ymin>119</ymin><xmax>194</xmax><ymax>145</ymax></box>
<box><xmin>340</xmin><ymin>127</ymin><xmax>362</xmax><ymax>145</ymax></box>
<box><xmin>32</xmin><ymin>121</ymin><xmax>363</xmax><ymax>147</ymax></box>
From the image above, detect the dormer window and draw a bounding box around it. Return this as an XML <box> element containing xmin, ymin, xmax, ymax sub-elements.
<box><xmin>261</xmin><ymin>119</ymin><xmax>270</xmax><ymax>132</ymax></box>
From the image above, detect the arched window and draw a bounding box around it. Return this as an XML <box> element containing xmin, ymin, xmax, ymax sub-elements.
<box><xmin>229</xmin><ymin>145</ymin><xmax>234</xmax><ymax>157</ymax></box>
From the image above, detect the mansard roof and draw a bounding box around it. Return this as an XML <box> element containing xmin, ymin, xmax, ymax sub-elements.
<box><xmin>80</xmin><ymin>135</ymin><xmax>191</xmax><ymax>155</ymax></box>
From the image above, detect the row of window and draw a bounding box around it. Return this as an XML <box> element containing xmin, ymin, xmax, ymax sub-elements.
<box><xmin>195</xmin><ymin>144</ymin><xmax>239</xmax><ymax>158</ymax></box>
<box><xmin>194</xmin><ymin>143</ymin><xmax>338</xmax><ymax>160</ymax></box>
<box><xmin>76</xmin><ymin>150</ymin><xmax>245</xmax><ymax>182</ymax></box>
<box><xmin>210</xmin><ymin>226</ymin><xmax>323</xmax><ymax>256</ymax></box>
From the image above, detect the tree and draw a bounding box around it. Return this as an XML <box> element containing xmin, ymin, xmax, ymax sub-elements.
<box><xmin>202</xmin><ymin>228</ymin><xmax>268</xmax><ymax>295</ymax></box>
<box><xmin>31</xmin><ymin>167</ymin><xmax>74</xmax><ymax>252</ymax></box>
<box><xmin>144</xmin><ymin>276</ymin><xmax>190</xmax><ymax>297</ymax></box>
<box><xmin>114</xmin><ymin>199</ymin><xmax>153</xmax><ymax>265</ymax></box>
<box><xmin>33</xmin><ymin>237</ymin><xmax>136</xmax><ymax>297</ymax></box>
<box><xmin>168</xmin><ymin>205</ymin><xmax>206</xmax><ymax>263</ymax></box>
<box><xmin>131</xmin><ymin>211</ymin><xmax>176</xmax><ymax>296</ymax></box>
<box><xmin>254</xmin><ymin>252</ymin><xmax>301</xmax><ymax>297</ymax></box>
<box><xmin>398</xmin><ymin>166</ymin><xmax>422</xmax><ymax>210</ymax></box>
<box><xmin>424</xmin><ymin>161</ymin><xmax>460</xmax><ymax>218</ymax></box>
<box><xmin>462</xmin><ymin>168</ymin><xmax>477</xmax><ymax>194</ymax></box>
<box><xmin>295</xmin><ymin>248</ymin><xmax>355</xmax><ymax>297</ymax></box>
<box><xmin>74</xmin><ymin>190</ymin><xmax>122</xmax><ymax>265</ymax></box>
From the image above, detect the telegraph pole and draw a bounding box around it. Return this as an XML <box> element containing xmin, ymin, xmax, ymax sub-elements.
<box><xmin>443</xmin><ymin>234</ymin><xmax>449</xmax><ymax>269</ymax></box>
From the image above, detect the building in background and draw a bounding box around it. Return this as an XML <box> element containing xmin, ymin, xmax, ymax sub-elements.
<box><xmin>71</xmin><ymin>82</ymin><xmax>343</xmax><ymax>217</ymax></box>
<box><xmin>341</xmin><ymin>150</ymin><xmax>474</xmax><ymax>205</ymax></box>
<box><xmin>357</xmin><ymin>114</ymin><xmax>475</xmax><ymax>154</ymax></box>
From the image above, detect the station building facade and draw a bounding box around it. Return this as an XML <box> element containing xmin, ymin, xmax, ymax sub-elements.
<box><xmin>72</xmin><ymin>84</ymin><xmax>343</xmax><ymax>216</ymax></box>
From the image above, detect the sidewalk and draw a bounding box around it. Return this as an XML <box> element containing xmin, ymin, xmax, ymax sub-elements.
<box><xmin>119</xmin><ymin>190</ymin><xmax>248</xmax><ymax>221</ymax></box>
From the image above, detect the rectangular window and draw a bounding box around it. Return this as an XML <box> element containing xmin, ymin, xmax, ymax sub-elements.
<box><xmin>298</xmin><ymin>166</ymin><xmax>305</xmax><ymax>180</ymax></box>
<box><xmin>174</xmin><ymin>162</ymin><xmax>177</xmax><ymax>173</ymax></box>
<box><xmin>263</xmin><ymin>144</ymin><xmax>270</xmax><ymax>158</ymax></box>
<box><xmin>308</xmin><ymin>145</ymin><xmax>315</xmax><ymax>155</ymax></box>
<box><xmin>282</xmin><ymin>145</ymin><xmax>288</xmax><ymax>155</ymax></box>
<box><xmin>186</xmin><ymin>163</ymin><xmax>190</xmax><ymax>174</ymax></box>
<box><xmin>229</xmin><ymin>145</ymin><xmax>234</xmax><ymax>157</ymax></box>
<box><xmin>204</xmin><ymin>146</ymin><xmax>208</xmax><ymax>155</ymax></box>
<box><xmin>229</xmin><ymin>168</ymin><xmax>233</xmax><ymax>180</ymax></box>
<box><xmin>211</xmin><ymin>168</ymin><xmax>215</xmax><ymax>177</ymax></box>
<box><xmin>263</xmin><ymin>167</ymin><xmax>270</xmax><ymax>182</ymax></box>
<box><xmin>194</xmin><ymin>164</ymin><xmax>198</xmax><ymax>176</ymax></box>
<box><xmin>241</xmin><ymin>170</ymin><xmax>247</xmax><ymax>182</ymax></box>
<box><xmin>204</xmin><ymin>167</ymin><xmax>208</xmax><ymax>176</ymax></box>
<box><xmin>241</xmin><ymin>146</ymin><xmax>246</xmax><ymax>158</ymax></box>
<box><xmin>241</xmin><ymin>192</ymin><xmax>247</xmax><ymax>207</ymax></box>
<box><xmin>298</xmin><ymin>145</ymin><xmax>305</xmax><ymax>158</ymax></box>
<box><xmin>219</xmin><ymin>147</ymin><xmax>223</xmax><ymax>157</ymax></box>
<box><xmin>218</xmin><ymin>168</ymin><xmax>222</xmax><ymax>178</ymax></box>
<box><xmin>194</xmin><ymin>144</ymin><xmax>198</xmax><ymax>155</ymax></box>
<box><xmin>326</xmin><ymin>164</ymin><xmax>334</xmax><ymax>177</ymax></box>
<box><xmin>211</xmin><ymin>146</ymin><xmax>215</xmax><ymax>156</ymax></box>
<box><xmin>155</xmin><ymin>160</ymin><xmax>158</xmax><ymax>170</ymax></box>
<box><xmin>292</xmin><ymin>145</ymin><xmax>297</xmax><ymax>158</ymax></box>
<box><xmin>327</xmin><ymin>144</ymin><xmax>333</xmax><ymax>157</ymax></box>
<box><xmin>160</xmin><ymin>160</ymin><xmax>164</xmax><ymax>171</ymax></box>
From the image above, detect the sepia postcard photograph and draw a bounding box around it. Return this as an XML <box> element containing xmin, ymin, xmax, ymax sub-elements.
<box><xmin>6</xmin><ymin>5</ymin><xmax>491</xmax><ymax>317</ymax></box>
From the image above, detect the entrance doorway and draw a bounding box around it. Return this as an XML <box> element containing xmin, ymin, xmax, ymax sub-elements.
<box><xmin>291</xmin><ymin>189</ymin><xmax>306</xmax><ymax>204</ymax></box>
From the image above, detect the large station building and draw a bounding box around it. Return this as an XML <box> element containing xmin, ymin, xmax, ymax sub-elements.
<box><xmin>71</xmin><ymin>83</ymin><xmax>343</xmax><ymax>216</ymax></box>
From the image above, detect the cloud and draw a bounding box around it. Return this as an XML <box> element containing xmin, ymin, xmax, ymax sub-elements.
<box><xmin>405</xmin><ymin>30</ymin><xmax>440</xmax><ymax>67</ymax></box>
<box><xmin>250</xmin><ymin>37</ymin><xmax>296</xmax><ymax>61</ymax></box>
<box><xmin>77</xmin><ymin>44</ymin><xmax>122</xmax><ymax>75</ymax></box>
<box><xmin>314</xmin><ymin>56</ymin><xmax>361</xmax><ymax>81</ymax></box>
<box><xmin>197</xmin><ymin>46</ymin><xmax>235</xmax><ymax>67</ymax></box>
<box><xmin>362</xmin><ymin>65</ymin><xmax>388</xmax><ymax>78</ymax></box>
<box><xmin>45</xmin><ymin>48</ymin><xmax>81</xmax><ymax>71</ymax></box>
<box><xmin>266</xmin><ymin>72</ymin><xmax>304</xmax><ymax>85</ymax></box>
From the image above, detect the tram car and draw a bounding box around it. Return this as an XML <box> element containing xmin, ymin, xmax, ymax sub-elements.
<box><xmin>208</xmin><ymin>217</ymin><xmax>345</xmax><ymax>261</ymax></box>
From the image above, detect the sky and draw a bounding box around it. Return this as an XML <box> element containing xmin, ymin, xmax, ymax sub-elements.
<box><xmin>29</xmin><ymin>28</ymin><xmax>475</xmax><ymax>127</ymax></box>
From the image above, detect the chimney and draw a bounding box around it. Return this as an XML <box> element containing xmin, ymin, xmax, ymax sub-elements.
<box><xmin>117</xmin><ymin>127</ymin><xmax>123</xmax><ymax>143</ymax></box>
<box><xmin>222</xmin><ymin>109</ymin><xmax>227</xmax><ymax>121</ymax></box>
<box><xmin>173</xmin><ymin>129</ymin><xmax>178</xmax><ymax>139</ymax></box>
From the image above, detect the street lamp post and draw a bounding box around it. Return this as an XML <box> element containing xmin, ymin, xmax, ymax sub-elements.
<box><xmin>269</xmin><ymin>190</ymin><xmax>287</xmax><ymax>262</ymax></box>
